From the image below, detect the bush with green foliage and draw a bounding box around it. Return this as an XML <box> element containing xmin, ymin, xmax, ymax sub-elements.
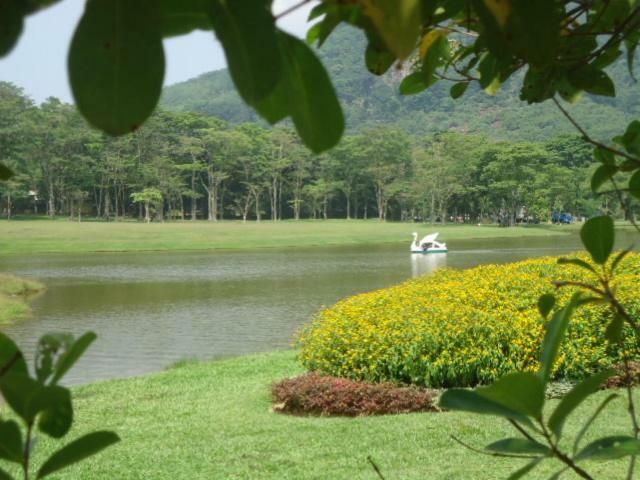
<box><xmin>298</xmin><ymin>253</ymin><xmax>640</xmax><ymax>388</ymax></box>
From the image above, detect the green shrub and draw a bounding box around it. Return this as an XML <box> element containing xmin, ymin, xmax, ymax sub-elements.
<box><xmin>298</xmin><ymin>254</ymin><xmax>640</xmax><ymax>388</ymax></box>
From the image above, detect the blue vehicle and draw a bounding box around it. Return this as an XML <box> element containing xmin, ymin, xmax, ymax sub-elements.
<box><xmin>552</xmin><ymin>212</ymin><xmax>573</xmax><ymax>224</ymax></box>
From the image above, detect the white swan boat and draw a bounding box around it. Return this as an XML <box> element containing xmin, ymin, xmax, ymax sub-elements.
<box><xmin>411</xmin><ymin>232</ymin><xmax>448</xmax><ymax>253</ymax></box>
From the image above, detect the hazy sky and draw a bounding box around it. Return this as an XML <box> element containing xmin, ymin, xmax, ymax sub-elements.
<box><xmin>0</xmin><ymin>0</ymin><xmax>315</xmax><ymax>104</ymax></box>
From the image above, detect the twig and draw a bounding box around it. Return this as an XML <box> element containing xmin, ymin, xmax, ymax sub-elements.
<box><xmin>275</xmin><ymin>0</ymin><xmax>313</xmax><ymax>20</ymax></box>
<box><xmin>367</xmin><ymin>456</ymin><xmax>386</xmax><ymax>480</ymax></box>
<box><xmin>540</xmin><ymin>423</ymin><xmax>595</xmax><ymax>480</ymax></box>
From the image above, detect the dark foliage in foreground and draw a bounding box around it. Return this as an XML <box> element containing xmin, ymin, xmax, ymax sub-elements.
<box><xmin>272</xmin><ymin>373</ymin><xmax>438</xmax><ymax>416</ymax></box>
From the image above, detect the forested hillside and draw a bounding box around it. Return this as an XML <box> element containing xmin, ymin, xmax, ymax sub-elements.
<box><xmin>0</xmin><ymin>81</ymin><xmax>612</xmax><ymax>224</ymax></box>
<box><xmin>162</xmin><ymin>27</ymin><xmax>638</xmax><ymax>143</ymax></box>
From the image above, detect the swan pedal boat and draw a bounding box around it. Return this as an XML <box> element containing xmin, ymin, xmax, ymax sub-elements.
<box><xmin>411</xmin><ymin>232</ymin><xmax>448</xmax><ymax>253</ymax></box>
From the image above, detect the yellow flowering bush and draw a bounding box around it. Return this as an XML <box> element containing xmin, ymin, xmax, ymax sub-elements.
<box><xmin>298</xmin><ymin>254</ymin><xmax>640</xmax><ymax>388</ymax></box>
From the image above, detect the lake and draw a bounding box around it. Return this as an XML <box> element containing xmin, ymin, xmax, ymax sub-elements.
<box><xmin>0</xmin><ymin>231</ymin><xmax>625</xmax><ymax>384</ymax></box>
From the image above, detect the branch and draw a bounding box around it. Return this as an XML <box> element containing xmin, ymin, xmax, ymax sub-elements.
<box><xmin>367</xmin><ymin>456</ymin><xmax>386</xmax><ymax>480</ymax></box>
<box><xmin>0</xmin><ymin>352</ymin><xmax>22</xmax><ymax>378</ymax></box>
<box><xmin>275</xmin><ymin>0</ymin><xmax>313</xmax><ymax>20</ymax></box>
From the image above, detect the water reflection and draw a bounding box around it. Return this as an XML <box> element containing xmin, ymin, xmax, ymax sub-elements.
<box><xmin>410</xmin><ymin>253</ymin><xmax>447</xmax><ymax>277</ymax></box>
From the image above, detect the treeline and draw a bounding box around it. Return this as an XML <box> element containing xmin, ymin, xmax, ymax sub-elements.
<box><xmin>0</xmin><ymin>82</ymin><xmax>619</xmax><ymax>223</ymax></box>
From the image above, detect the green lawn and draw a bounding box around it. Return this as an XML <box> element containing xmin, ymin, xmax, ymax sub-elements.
<box><xmin>0</xmin><ymin>219</ymin><xmax>574</xmax><ymax>255</ymax></box>
<box><xmin>0</xmin><ymin>273</ymin><xmax>44</xmax><ymax>325</ymax></box>
<box><xmin>11</xmin><ymin>351</ymin><xmax>634</xmax><ymax>479</ymax></box>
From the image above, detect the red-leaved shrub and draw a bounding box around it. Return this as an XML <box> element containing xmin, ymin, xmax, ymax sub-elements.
<box><xmin>272</xmin><ymin>373</ymin><xmax>438</xmax><ymax>416</ymax></box>
<box><xmin>602</xmin><ymin>362</ymin><xmax>640</xmax><ymax>389</ymax></box>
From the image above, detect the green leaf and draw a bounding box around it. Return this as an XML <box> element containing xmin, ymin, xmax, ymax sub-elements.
<box><xmin>209</xmin><ymin>0</ymin><xmax>280</xmax><ymax>105</ymax></box>
<box><xmin>450</xmin><ymin>81</ymin><xmax>469</xmax><ymax>99</ymax></box>
<box><xmin>508</xmin><ymin>0</ymin><xmax>560</xmax><ymax>67</ymax></box>
<box><xmin>0</xmin><ymin>466</ymin><xmax>14</xmax><ymax>480</ymax></box>
<box><xmin>520</xmin><ymin>67</ymin><xmax>556</xmax><ymax>104</ymax></box>
<box><xmin>486</xmin><ymin>438</ymin><xmax>550</xmax><ymax>455</ymax></box>
<box><xmin>580</xmin><ymin>216</ymin><xmax>614</xmax><ymax>265</ymax></box>
<box><xmin>567</xmin><ymin>66</ymin><xmax>615</xmax><ymax>97</ymax></box>
<box><xmin>0</xmin><ymin>373</ymin><xmax>40</xmax><ymax>421</ymax></box>
<box><xmin>51</xmin><ymin>332</ymin><xmax>96</xmax><ymax>385</ymax></box>
<box><xmin>277</xmin><ymin>31</ymin><xmax>344</xmax><ymax>153</ymax></box>
<box><xmin>506</xmin><ymin>459</ymin><xmax>542</xmax><ymax>480</ymax></box>
<box><xmin>0</xmin><ymin>162</ymin><xmax>14</xmax><ymax>181</ymax></box>
<box><xmin>159</xmin><ymin>0</ymin><xmax>212</xmax><ymax>38</ymax></box>
<box><xmin>420</xmin><ymin>31</ymin><xmax>448</xmax><ymax>84</ymax></box>
<box><xmin>439</xmin><ymin>389</ymin><xmax>533</xmax><ymax>426</ymax></box>
<box><xmin>591</xmin><ymin>164</ymin><xmax>618</xmax><ymax>193</ymax></box>
<box><xmin>593</xmin><ymin>146</ymin><xmax>615</xmax><ymax>165</ymax></box>
<box><xmin>0</xmin><ymin>420</ymin><xmax>23</xmax><ymax>463</ymax></box>
<box><xmin>539</xmin><ymin>300</ymin><xmax>576</xmax><ymax>383</ymax></box>
<box><xmin>629</xmin><ymin>170</ymin><xmax>640</xmax><ymax>199</ymax></box>
<box><xmin>68</xmin><ymin>0</ymin><xmax>165</xmax><ymax>135</ymax></box>
<box><xmin>399</xmin><ymin>72</ymin><xmax>427</xmax><ymax>95</ymax></box>
<box><xmin>30</xmin><ymin>386</ymin><xmax>73</xmax><ymax>438</ymax></box>
<box><xmin>0</xmin><ymin>333</ymin><xmax>27</xmax><ymax>377</ymax></box>
<box><xmin>253</xmin><ymin>77</ymin><xmax>289</xmax><ymax>125</ymax></box>
<box><xmin>576</xmin><ymin>436</ymin><xmax>640</xmax><ymax>461</ymax></box>
<box><xmin>605</xmin><ymin>315</ymin><xmax>624</xmax><ymax>344</ymax></box>
<box><xmin>478</xmin><ymin>372</ymin><xmax>545</xmax><ymax>419</ymax></box>
<box><xmin>0</xmin><ymin>0</ymin><xmax>27</xmax><ymax>58</ymax></box>
<box><xmin>537</xmin><ymin>294</ymin><xmax>555</xmax><ymax>319</ymax></box>
<box><xmin>36</xmin><ymin>333</ymin><xmax>73</xmax><ymax>384</ymax></box>
<box><xmin>548</xmin><ymin>369</ymin><xmax>613</xmax><ymax>438</ymax></box>
<box><xmin>360</xmin><ymin>0</ymin><xmax>421</xmax><ymax>60</ymax></box>
<box><xmin>557</xmin><ymin>257</ymin><xmax>596</xmax><ymax>274</ymax></box>
<box><xmin>622</xmin><ymin>120</ymin><xmax>640</xmax><ymax>156</ymax></box>
<box><xmin>365</xmin><ymin>39</ymin><xmax>395</xmax><ymax>75</ymax></box>
<box><xmin>37</xmin><ymin>431</ymin><xmax>120</xmax><ymax>479</ymax></box>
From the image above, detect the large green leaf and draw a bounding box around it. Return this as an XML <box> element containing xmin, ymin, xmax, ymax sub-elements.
<box><xmin>576</xmin><ymin>436</ymin><xmax>640</xmax><ymax>461</ymax></box>
<box><xmin>486</xmin><ymin>438</ymin><xmax>550</xmax><ymax>455</ymax></box>
<box><xmin>567</xmin><ymin>66</ymin><xmax>615</xmax><ymax>97</ymax></box>
<box><xmin>591</xmin><ymin>164</ymin><xmax>618</xmax><ymax>193</ymax></box>
<box><xmin>622</xmin><ymin>120</ymin><xmax>640</xmax><ymax>156</ymax></box>
<box><xmin>360</xmin><ymin>0</ymin><xmax>421</xmax><ymax>60</ymax></box>
<box><xmin>278</xmin><ymin>31</ymin><xmax>344</xmax><ymax>153</ymax></box>
<box><xmin>629</xmin><ymin>170</ymin><xmax>640</xmax><ymax>199</ymax></box>
<box><xmin>51</xmin><ymin>331</ymin><xmax>97</xmax><ymax>385</ymax></box>
<box><xmin>548</xmin><ymin>369</ymin><xmax>613</xmax><ymax>438</ymax></box>
<box><xmin>507</xmin><ymin>0</ymin><xmax>560</xmax><ymax>67</ymax></box>
<box><xmin>160</xmin><ymin>0</ymin><xmax>213</xmax><ymax>38</ymax></box>
<box><xmin>0</xmin><ymin>466</ymin><xmax>13</xmax><ymax>480</ymax></box>
<box><xmin>477</xmin><ymin>372</ymin><xmax>545</xmax><ymax>419</ymax></box>
<box><xmin>30</xmin><ymin>386</ymin><xmax>73</xmax><ymax>438</ymax></box>
<box><xmin>539</xmin><ymin>300</ymin><xmax>576</xmax><ymax>383</ymax></box>
<box><xmin>0</xmin><ymin>373</ymin><xmax>40</xmax><ymax>421</ymax></box>
<box><xmin>209</xmin><ymin>0</ymin><xmax>280</xmax><ymax>105</ymax></box>
<box><xmin>0</xmin><ymin>420</ymin><xmax>23</xmax><ymax>463</ymax></box>
<box><xmin>0</xmin><ymin>333</ymin><xmax>27</xmax><ymax>377</ymax></box>
<box><xmin>537</xmin><ymin>294</ymin><xmax>555</xmax><ymax>319</ymax></box>
<box><xmin>68</xmin><ymin>0</ymin><xmax>165</xmax><ymax>135</ymax></box>
<box><xmin>557</xmin><ymin>257</ymin><xmax>596</xmax><ymax>274</ymax></box>
<box><xmin>0</xmin><ymin>0</ymin><xmax>27</xmax><ymax>58</ymax></box>
<box><xmin>399</xmin><ymin>72</ymin><xmax>427</xmax><ymax>95</ymax></box>
<box><xmin>439</xmin><ymin>388</ymin><xmax>533</xmax><ymax>426</ymax></box>
<box><xmin>580</xmin><ymin>216</ymin><xmax>614</xmax><ymax>265</ymax></box>
<box><xmin>37</xmin><ymin>431</ymin><xmax>120</xmax><ymax>479</ymax></box>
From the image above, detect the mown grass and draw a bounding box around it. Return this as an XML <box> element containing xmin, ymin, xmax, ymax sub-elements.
<box><xmin>10</xmin><ymin>351</ymin><xmax>634</xmax><ymax>479</ymax></box>
<box><xmin>0</xmin><ymin>273</ymin><xmax>44</xmax><ymax>325</ymax></box>
<box><xmin>0</xmin><ymin>219</ymin><xmax>574</xmax><ymax>255</ymax></box>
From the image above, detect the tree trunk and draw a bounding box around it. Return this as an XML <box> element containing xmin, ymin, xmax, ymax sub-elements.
<box><xmin>191</xmin><ymin>170</ymin><xmax>197</xmax><ymax>221</ymax></box>
<box><xmin>144</xmin><ymin>201</ymin><xmax>150</xmax><ymax>223</ymax></box>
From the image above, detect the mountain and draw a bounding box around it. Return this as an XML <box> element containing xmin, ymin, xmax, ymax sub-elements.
<box><xmin>161</xmin><ymin>27</ymin><xmax>640</xmax><ymax>143</ymax></box>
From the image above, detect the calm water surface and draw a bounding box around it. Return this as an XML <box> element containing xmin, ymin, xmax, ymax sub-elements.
<box><xmin>0</xmin><ymin>231</ymin><xmax>627</xmax><ymax>384</ymax></box>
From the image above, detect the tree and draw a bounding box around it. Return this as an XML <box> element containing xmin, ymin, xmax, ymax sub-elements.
<box><xmin>131</xmin><ymin>187</ymin><xmax>163</xmax><ymax>223</ymax></box>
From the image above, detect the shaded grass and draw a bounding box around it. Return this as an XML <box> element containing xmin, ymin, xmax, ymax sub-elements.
<box><xmin>0</xmin><ymin>219</ymin><xmax>574</xmax><ymax>255</ymax></box>
<box><xmin>0</xmin><ymin>273</ymin><xmax>44</xmax><ymax>326</ymax></box>
<box><xmin>12</xmin><ymin>351</ymin><xmax>635</xmax><ymax>479</ymax></box>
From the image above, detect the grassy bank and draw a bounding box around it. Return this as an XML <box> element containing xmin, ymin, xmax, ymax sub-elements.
<box><xmin>0</xmin><ymin>273</ymin><xmax>44</xmax><ymax>325</ymax></box>
<box><xmin>0</xmin><ymin>219</ymin><xmax>573</xmax><ymax>255</ymax></box>
<box><xmin>16</xmin><ymin>351</ymin><xmax>634</xmax><ymax>479</ymax></box>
